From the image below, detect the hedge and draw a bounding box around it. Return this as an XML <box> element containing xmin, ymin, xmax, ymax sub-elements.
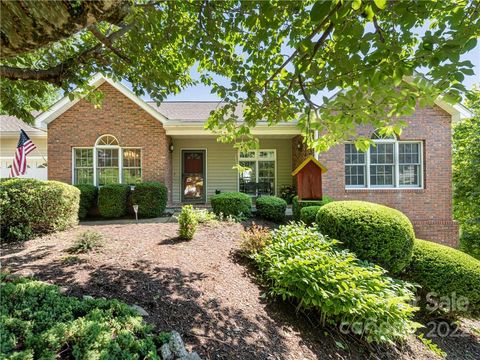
<box><xmin>460</xmin><ymin>224</ymin><xmax>480</xmax><ymax>260</ymax></box>
<box><xmin>405</xmin><ymin>239</ymin><xmax>480</xmax><ymax>317</ymax></box>
<box><xmin>292</xmin><ymin>195</ymin><xmax>333</xmax><ymax>221</ymax></box>
<box><xmin>74</xmin><ymin>184</ymin><xmax>97</xmax><ymax>219</ymax></box>
<box><xmin>98</xmin><ymin>184</ymin><xmax>130</xmax><ymax>218</ymax></box>
<box><xmin>300</xmin><ymin>206</ymin><xmax>322</xmax><ymax>226</ymax></box>
<box><xmin>1</xmin><ymin>275</ymin><xmax>170</xmax><ymax>359</ymax></box>
<box><xmin>0</xmin><ymin>179</ymin><xmax>79</xmax><ymax>242</ymax></box>
<box><xmin>254</xmin><ymin>224</ymin><xmax>418</xmax><ymax>344</ymax></box>
<box><xmin>210</xmin><ymin>192</ymin><xmax>252</xmax><ymax>217</ymax></box>
<box><xmin>316</xmin><ymin>201</ymin><xmax>415</xmax><ymax>274</ymax></box>
<box><xmin>256</xmin><ymin>196</ymin><xmax>287</xmax><ymax>223</ymax></box>
<box><xmin>131</xmin><ymin>182</ymin><xmax>167</xmax><ymax>218</ymax></box>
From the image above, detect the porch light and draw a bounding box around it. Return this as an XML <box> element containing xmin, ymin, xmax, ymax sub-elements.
<box><xmin>169</xmin><ymin>144</ymin><xmax>174</xmax><ymax>152</ymax></box>
<box><xmin>297</xmin><ymin>142</ymin><xmax>302</xmax><ymax>150</ymax></box>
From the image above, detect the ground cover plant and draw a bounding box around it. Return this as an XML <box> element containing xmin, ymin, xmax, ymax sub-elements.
<box><xmin>316</xmin><ymin>201</ymin><xmax>415</xmax><ymax>274</ymax></box>
<box><xmin>255</xmin><ymin>196</ymin><xmax>287</xmax><ymax>223</ymax></box>
<box><xmin>253</xmin><ymin>224</ymin><xmax>420</xmax><ymax>344</ymax></box>
<box><xmin>0</xmin><ymin>275</ymin><xmax>169</xmax><ymax>359</ymax></box>
<box><xmin>68</xmin><ymin>230</ymin><xmax>104</xmax><ymax>254</ymax></box>
<box><xmin>405</xmin><ymin>239</ymin><xmax>480</xmax><ymax>318</ymax></box>
<box><xmin>0</xmin><ymin>178</ymin><xmax>79</xmax><ymax>242</ymax></box>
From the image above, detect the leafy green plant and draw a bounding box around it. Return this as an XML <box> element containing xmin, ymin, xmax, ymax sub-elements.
<box><xmin>292</xmin><ymin>195</ymin><xmax>333</xmax><ymax>221</ymax></box>
<box><xmin>460</xmin><ymin>224</ymin><xmax>480</xmax><ymax>260</ymax></box>
<box><xmin>0</xmin><ymin>275</ymin><xmax>168</xmax><ymax>359</ymax></box>
<box><xmin>131</xmin><ymin>182</ymin><xmax>167</xmax><ymax>218</ymax></box>
<box><xmin>405</xmin><ymin>239</ymin><xmax>480</xmax><ymax>317</ymax></box>
<box><xmin>178</xmin><ymin>205</ymin><xmax>198</xmax><ymax>240</ymax></box>
<box><xmin>74</xmin><ymin>184</ymin><xmax>97</xmax><ymax>219</ymax></box>
<box><xmin>192</xmin><ymin>208</ymin><xmax>217</xmax><ymax>224</ymax></box>
<box><xmin>68</xmin><ymin>231</ymin><xmax>104</xmax><ymax>254</ymax></box>
<box><xmin>253</xmin><ymin>224</ymin><xmax>419</xmax><ymax>344</ymax></box>
<box><xmin>300</xmin><ymin>206</ymin><xmax>322</xmax><ymax>226</ymax></box>
<box><xmin>239</xmin><ymin>223</ymin><xmax>271</xmax><ymax>257</ymax></box>
<box><xmin>417</xmin><ymin>333</ymin><xmax>446</xmax><ymax>358</ymax></box>
<box><xmin>97</xmin><ymin>184</ymin><xmax>130</xmax><ymax>218</ymax></box>
<box><xmin>316</xmin><ymin>201</ymin><xmax>415</xmax><ymax>274</ymax></box>
<box><xmin>0</xmin><ymin>179</ymin><xmax>79</xmax><ymax>242</ymax></box>
<box><xmin>255</xmin><ymin>196</ymin><xmax>287</xmax><ymax>223</ymax></box>
<box><xmin>210</xmin><ymin>192</ymin><xmax>252</xmax><ymax>218</ymax></box>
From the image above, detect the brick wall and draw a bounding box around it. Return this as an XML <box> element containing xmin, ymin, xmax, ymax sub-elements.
<box><xmin>292</xmin><ymin>105</ymin><xmax>459</xmax><ymax>246</ymax></box>
<box><xmin>48</xmin><ymin>82</ymin><xmax>173</xmax><ymax>202</ymax></box>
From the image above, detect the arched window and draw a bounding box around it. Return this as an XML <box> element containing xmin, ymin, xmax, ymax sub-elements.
<box><xmin>344</xmin><ymin>130</ymin><xmax>423</xmax><ymax>189</ymax></box>
<box><xmin>72</xmin><ymin>134</ymin><xmax>142</xmax><ymax>186</ymax></box>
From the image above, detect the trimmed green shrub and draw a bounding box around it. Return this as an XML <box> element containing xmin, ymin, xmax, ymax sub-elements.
<box><xmin>300</xmin><ymin>206</ymin><xmax>322</xmax><ymax>226</ymax></box>
<box><xmin>460</xmin><ymin>224</ymin><xmax>480</xmax><ymax>260</ymax></box>
<box><xmin>292</xmin><ymin>195</ymin><xmax>333</xmax><ymax>221</ymax></box>
<box><xmin>0</xmin><ymin>179</ymin><xmax>79</xmax><ymax>242</ymax></box>
<box><xmin>405</xmin><ymin>239</ymin><xmax>480</xmax><ymax>317</ymax></box>
<box><xmin>0</xmin><ymin>275</ymin><xmax>170</xmax><ymax>359</ymax></box>
<box><xmin>256</xmin><ymin>196</ymin><xmax>287</xmax><ymax>223</ymax></box>
<box><xmin>210</xmin><ymin>192</ymin><xmax>252</xmax><ymax>218</ymax></box>
<box><xmin>316</xmin><ymin>201</ymin><xmax>415</xmax><ymax>274</ymax></box>
<box><xmin>178</xmin><ymin>205</ymin><xmax>197</xmax><ymax>240</ymax></box>
<box><xmin>98</xmin><ymin>184</ymin><xmax>130</xmax><ymax>218</ymax></box>
<box><xmin>74</xmin><ymin>184</ymin><xmax>97</xmax><ymax>219</ymax></box>
<box><xmin>253</xmin><ymin>224</ymin><xmax>419</xmax><ymax>344</ymax></box>
<box><xmin>131</xmin><ymin>182</ymin><xmax>167</xmax><ymax>218</ymax></box>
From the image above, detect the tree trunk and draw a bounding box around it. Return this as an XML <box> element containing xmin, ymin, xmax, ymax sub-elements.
<box><xmin>0</xmin><ymin>0</ymin><xmax>130</xmax><ymax>59</ymax></box>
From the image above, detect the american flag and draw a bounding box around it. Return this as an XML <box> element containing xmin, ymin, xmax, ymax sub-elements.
<box><xmin>9</xmin><ymin>129</ymin><xmax>37</xmax><ymax>177</ymax></box>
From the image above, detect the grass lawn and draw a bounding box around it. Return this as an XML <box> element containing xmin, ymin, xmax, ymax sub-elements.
<box><xmin>1</xmin><ymin>220</ymin><xmax>479</xmax><ymax>359</ymax></box>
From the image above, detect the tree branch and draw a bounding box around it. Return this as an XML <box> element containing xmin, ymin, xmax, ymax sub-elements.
<box><xmin>373</xmin><ymin>16</ymin><xmax>385</xmax><ymax>43</ymax></box>
<box><xmin>88</xmin><ymin>25</ymin><xmax>132</xmax><ymax>63</ymax></box>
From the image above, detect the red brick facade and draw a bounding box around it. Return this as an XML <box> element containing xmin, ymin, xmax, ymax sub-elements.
<box><xmin>48</xmin><ymin>82</ymin><xmax>172</xmax><ymax>202</ymax></box>
<box><xmin>292</xmin><ymin>105</ymin><xmax>459</xmax><ymax>246</ymax></box>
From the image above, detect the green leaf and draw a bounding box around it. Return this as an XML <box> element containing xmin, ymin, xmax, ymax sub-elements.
<box><xmin>310</xmin><ymin>1</ymin><xmax>332</xmax><ymax>23</ymax></box>
<box><xmin>464</xmin><ymin>37</ymin><xmax>477</xmax><ymax>52</ymax></box>
<box><xmin>352</xmin><ymin>0</ymin><xmax>362</xmax><ymax>11</ymax></box>
<box><xmin>373</xmin><ymin>0</ymin><xmax>387</xmax><ymax>10</ymax></box>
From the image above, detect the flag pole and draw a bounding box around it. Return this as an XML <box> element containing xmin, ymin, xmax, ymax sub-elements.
<box><xmin>34</xmin><ymin>147</ymin><xmax>48</xmax><ymax>164</ymax></box>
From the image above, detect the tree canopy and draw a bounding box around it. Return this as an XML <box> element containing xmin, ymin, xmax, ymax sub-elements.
<box><xmin>1</xmin><ymin>0</ymin><xmax>478</xmax><ymax>151</ymax></box>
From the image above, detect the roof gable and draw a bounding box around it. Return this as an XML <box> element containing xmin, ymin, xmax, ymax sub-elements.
<box><xmin>36</xmin><ymin>74</ymin><xmax>167</xmax><ymax>128</ymax></box>
<box><xmin>292</xmin><ymin>155</ymin><xmax>327</xmax><ymax>176</ymax></box>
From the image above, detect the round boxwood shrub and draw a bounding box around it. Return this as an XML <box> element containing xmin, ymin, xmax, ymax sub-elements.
<box><xmin>98</xmin><ymin>184</ymin><xmax>130</xmax><ymax>218</ymax></box>
<box><xmin>300</xmin><ymin>206</ymin><xmax>322</xmax><ymax>226</ymax></box>
<box><xmin>131</xmin><ymin>182</ymin><xmax>167</xmax><ymax>218</ymax></box>
<box><xmin>210</xmin><ymin>192</ymin><xmax>252</xmax><ymax>218</ymax></box>
<box><xmin>256</xmin><ymin>196</ymin><xmax>287</xmax><ymax>223</ymax></box>
<box><xmin>316</xmin><ymin>201</ymin><xmax>415</xmax><ymax>274</ymax></box>
<box><xmin>74</xmin><ymin>184</ymin><xmax>97</xmax><ymax>219</ymax></box>
<box><xmin>406</xmin><ymin>239</ymin><xmax>480</xmax><ymax>317</ymax></box>
<box><xmin>292</xmin><ymin>195</ymin><xmax>333</xmax><ymax>221</ymax></box>
<box><xmin>0</xmin><ymin>178</ymin><xmax>80</xmax><ymax>242</ymax></box>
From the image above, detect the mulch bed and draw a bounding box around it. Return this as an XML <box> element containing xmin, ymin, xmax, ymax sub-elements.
<box><xmin>2</xmin><ymin>220</ymin><xmax>479</xmax><ymax>359</ymax></box>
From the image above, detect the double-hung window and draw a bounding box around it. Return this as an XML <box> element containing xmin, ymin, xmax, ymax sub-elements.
<box><xmin>73</xmin><ymin>135</ymin><xmax>142</xmax><ymax>186</ymax></box>
<box><xmin>345</xmin><ymin>135</ymin><xmax>423</xmax><ymax>189</ymax></box>
<box><xmin>239</xmin><ymin>150</ymin><xmax>276</xmax><ymax>195</ymax></box>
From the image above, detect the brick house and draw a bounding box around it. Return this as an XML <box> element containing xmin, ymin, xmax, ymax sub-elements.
<box><xmin>0</xmin><ymin>74</ymin><xmax>471</xmax><ymax>246</ymax></box>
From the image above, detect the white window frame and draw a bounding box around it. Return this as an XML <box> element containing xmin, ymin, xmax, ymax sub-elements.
<box><xmin>237</xmin><ymin>149</ymin><xmax>277</xmax><ymax>195</ymax></box>
<box><xmin>72</xmin><ymin>135</ymin><xmax>143</xmax><ymax>186</ymax></box>
<box><xmin>345</xmin><ymin>139</ymin><xmax>423</xmax><ymax>190</ymax></box>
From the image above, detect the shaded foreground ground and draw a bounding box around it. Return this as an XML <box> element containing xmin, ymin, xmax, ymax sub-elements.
<box><xmin>1</xmin><ymin>221</ymin><xmax>479</xmax><ymax>359</ymax></box>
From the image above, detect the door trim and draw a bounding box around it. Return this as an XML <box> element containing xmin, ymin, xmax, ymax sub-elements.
<box><xmin>180</xmin><ymin>149</ymin><xmax>207</xmax><ymax>204</ymax></box>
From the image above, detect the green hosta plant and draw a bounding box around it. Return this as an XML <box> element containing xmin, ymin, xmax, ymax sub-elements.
<box><xmin>178</xmin><ymin>205</ymin><xmax>198</xmax><ymax>240</ymax></box>
<box><xmin>254</xmin><ymin>224</ymin><xmax>420</xmax><ymax>344</ymax></box>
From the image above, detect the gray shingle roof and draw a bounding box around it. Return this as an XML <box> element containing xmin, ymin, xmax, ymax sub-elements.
<box><xmin>148</xmin><ymin>101</ymin><xmax>244</xmax><ymax>122</ymax></box>
<box><xmin>0</xmin><ymin>114</ymin><xmax>45</xmax><ymax>135</ymax></box>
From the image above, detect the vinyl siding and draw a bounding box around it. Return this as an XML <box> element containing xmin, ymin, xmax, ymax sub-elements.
<box><xmin>172</xmin><ymin>137</ymin><xmax>292</xmax><ymax>204</ymax></box>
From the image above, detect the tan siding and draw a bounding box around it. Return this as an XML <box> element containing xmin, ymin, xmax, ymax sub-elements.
<box><xmin>172</xmin><ymin>137</ymin><xmax>293</xmax><ymax>204</ymax></box>
<box><xmin>0</xmin><ymin>136</ymin><xmax>47</xmax><ymax>157</ymax></box>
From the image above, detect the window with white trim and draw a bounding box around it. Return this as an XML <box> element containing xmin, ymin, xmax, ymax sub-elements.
<box><xmin>239</xmin><ymin>150</ymin><xmax>276</xmax><ymax>195</ymax></box>
<box><xmin>345</xmin><ymin>135</ymin><xmax>423</xmax><ymax>189</ymax></box>
<box><xmin>72</xmin><ymin>135</ymin><xmax>142</xmax><ymax>186</ymax></box>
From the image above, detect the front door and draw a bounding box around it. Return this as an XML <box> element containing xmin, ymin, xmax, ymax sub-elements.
<box><xmin>181</xmin><ymin>150</ymin><xmax>206</xmax><ymax>203</ymax></box>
